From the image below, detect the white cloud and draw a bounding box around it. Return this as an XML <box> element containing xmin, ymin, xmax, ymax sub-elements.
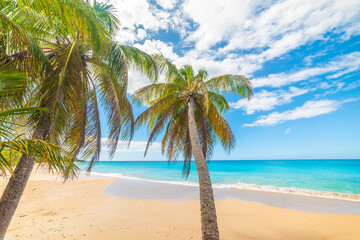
<box><xmin>127</xmin><ymin>70</ymin><xmax>153</xmax><ymax>94</ymax></box>
<box><xmin>322</xmin><ymin>82</ymin><xmax>345</xmax><ymax>95</ymax></box>
<box><xmin>179</xmin><ymin>0</ymin><xmax>360</xmax><ymax>78</ymax></box>
<box><xmin>303</xmin><ymin>51</ymin><xmax>327</xmax><ymax>65</ymax></box>
<box><xmin>185</xmin><ymin>0</ymin><xmax>360</xmax><ymax>60</ymax></box>
<box><xmin>109</xmin><ymin>0</ymin><xmax>360</xmax><ymax>102</ymax></box>
<box><xmin>343</xmin><ymin>80</ymin><xmax>360</xmax><ymax>91</ymax></box>
<box><xmin>156</xmin><ymin>0</ymin><xmax>177</xmax><ymax>10</ymax></box>
<box><xmin>130</xmin><ymin>40</ymin><xmax>260</xmax><ymax>90</ymax></box>
<box><xmin>113</xmin><ymin>0</ymin><xmax>166</xmax><ymax>31</ymax></box>
<box><xmin>111</xmin><ymin>0</ymin><xmax>360</xmax><ymax>58</ymax></box>
<box><xmin>285</xmin><ymin>128</ymin><xmax>291</xmax><ymax>134</ymax></box>
<box><xmin>111</xmin><ymin>0</ymin><xmax>185</xmax><ymax>43</ymax></box>
<box><xmin>313</xmin><ymin>79</ymin><xmax>360</xmax><ymax>98</ymax></box>
<box><xmin>230</xmin><ymin>87</ymin><xmax>308</xmax><ymax>114</ymax></box>
<box><xmin>326</xmin><ymin>66</ymin><xmax>359</xmax><ymax>79</ymax></box>
<box><xmin>342</xmin><ymin>19</ymin><xmax>360</xmax><ymax>40</ymax></box>
<box><xmin>136</xmin><ymin>28</ymin><xmax>148</xmax><ymax>40</ymax></box>
<box><xmin>115</xmin><ymin>28</ymin><xmax>138</xmax><ymax>44</ymax></box>
<box><xmin>243</xmin><ymin>98</ymin><xmax>360</xmax><ymax>127</ymax></box>
<box><xmin>109</xmin><ymin>0</ymin><xmax>360</xmax><ymax>88</ymax></box>
<box><xmin>101</xmin><ymin>138</ymin><xmax>161</xmax><ymax>152</ymax></box>
<box><xmin>127</xmin><ymin>46</ymin><xmax>359</xmax><ymax>97</ymax></box>
<box><xmin>134</xmin><ymin>40</ymin><xmax>179</xmax><ymax>60</ymax></box>
<box><xmin>183</xmin><ymin>0</ymin><xmax>260</xmax><ymax>51</ymax></box>
<box><xmin>251</xmin><ymin>52</ymin><xmax>360</xmax><ymax>88</ymax></box>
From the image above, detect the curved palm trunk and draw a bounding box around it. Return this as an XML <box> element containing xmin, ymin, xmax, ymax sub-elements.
<box><xmin>0</xmin><ymin>124</ymin><xmax>47</xmax><ymax>239</ymax></box>
<box><xmin>0</xmin><ymin>155</ymin><xmax>34</xmax><ymax>239</ymax></box>
<box><xmin>188</xmin><ymin>97</ymin><xmax>220</xmax><ymax>240</ymax></box>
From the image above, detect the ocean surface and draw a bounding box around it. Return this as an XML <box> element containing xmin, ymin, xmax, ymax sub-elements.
<box><xmin>81</xmin><ymin>160</ymin><xmax>360</xmax><ymax>200</ymax></box>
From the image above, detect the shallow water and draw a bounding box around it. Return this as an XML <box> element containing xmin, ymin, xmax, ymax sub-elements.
<box><xmin>81</xmin><ymin>160</ymin><xmax>360</xmax><ymax>197</ymax></box>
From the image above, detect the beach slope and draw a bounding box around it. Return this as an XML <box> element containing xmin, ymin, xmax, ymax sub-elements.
<box><xmin>1</xmin><ymin>172</ymin><xmax>360</xmax><ymax>240</ymax></box>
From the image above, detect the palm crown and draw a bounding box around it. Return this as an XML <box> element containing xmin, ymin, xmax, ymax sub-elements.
<box><xmin>0</xmin><ymin>68</ymin><xmax>78</xmax><ymax>177</ymax></box>
<box><xmin>1</xmin><ymin>0</ymin><xmax>158</xmax><ymax>171</ymax></box>
<box><xmin>133</xmin><ymin>54</ymin><xmax>253</xmax><ymax>176</ymax></box>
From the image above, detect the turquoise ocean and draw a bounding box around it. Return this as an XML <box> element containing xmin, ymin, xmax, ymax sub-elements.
<box><xmin>82</xmin><ymin>160</ymin><xmax>360</xmax><ymax>197</ymax></box>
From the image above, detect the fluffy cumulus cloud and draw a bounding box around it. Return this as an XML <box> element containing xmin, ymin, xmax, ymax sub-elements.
<box><xmin>182</xmin><ymin>0</ymin><xmax>360</xmax><ymax>72</ymax></box>
<box><xmin>111</xmin><ymin>0</ymin><xmax>185</xmax><ymax>43</ymax></box>
<box><xmin>101</xmin><ymin>138</ymin><xmax>161</xmax><ymax>152</ymax></box>
<box><xmin>134</xmin><ymin>40</ymin><xmax>179</xmax><ymax>60</ymax></box>
<box><xmin>244</xmin><ymin>98</ymin><xmax>360</xmax><ymax>126</ymax></box>
<box><xmin>186</xmin><ymin>0</ymin><xmax>360</xmax><ymax>52</ymax></box>
<box><xmin>104</xmin><ymin>0</ymin><xmax>360</xmax><ymax>126</ymax></box>
<box><xmin>108</xmin><ymin>0</ymin><xmax>360</xmax><ymax>81</ymax></box>
<box><xmin>126</xmin><ymin>0</ymin><xmax>355</xmax><ymax>82</ymax></box>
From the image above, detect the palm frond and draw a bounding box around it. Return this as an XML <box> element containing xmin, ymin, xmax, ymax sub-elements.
<box><xmin>134</xmin><ymin>93</ymin><xmax>181</xmax><ymax>130</ymax></box>
<box><xmin>82</xmin><ymin>89</ymin><xmax>101</xmax><ymax>172</ymax></box>
<box><xmin>206</xmin><ymin>101</ymin><xmax>235</xmax><ymax>153</ymax></box>
<box><xmin>207</xmin><ymin>91</ymin><xmax>229</xmax><ymax>113</ymax></box>
<box><xmin>132</xmin><ymin>83</ymin><xmax>182</xmax><ymax>106</ymax></box>
<box><xmin>15</xmin><ymin>0</ymin><xmax>111</xmax><ymax>53</ymax></box>
<box><xmin>95</xmin><ymin>61</ymin><xmax>133</xmax><ymax>157</ymax></box>
<box><xmin>152</xmin><ymin>53</ymin><xmax>185</xmax><ymax>86</ymax></box>
<box><xmin>166</xmin><ymin>104</ymin><xmax>188</xmax><ymax>162</ymax></box>
<box><xmin>0</xmin><ymin>11</ymin><xmax>50</xmax><ymax>70</ymax></box>
<box><xmin>92</xmin><ymin>0</ymin><xmax>120</xmax><ymax>34</ymax></box>
<box><xmin>205</xmin><ymin>74</ymin><xmax>253</xmax><ymax>99</ymax></box>
<box><xmin>110</xmin><ymin>44</ymin><xmax>158</xmax><ymax>82</ymax></box>
<box><xmin>143</xmin><ymin>99</ymin><xmax>184</xmax><ymax>156</ymax></box>
<box><xmin>195</xmin><ymin>68</ymin><xmax>208</xmax><ymax>80</ymax></box>
<box><xmin>0</xmin><ymin>71</ymin><xmax>28</xmax><ymax>110</ymax></box>
<box><xmin>0</xmin><ymin>139</ymin><xmax>79</xmax><ymax>179</ymax></box>
<box><xmin>179</xmin><ymin>65</ymin><xmax>195</xmax><ymax>85</ymax></box>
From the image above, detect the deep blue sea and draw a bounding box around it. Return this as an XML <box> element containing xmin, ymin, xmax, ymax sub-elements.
<box><xmin>81</xmin><ymin>160</ymin><xmax>360</xmax><ymax>195</ymax></box>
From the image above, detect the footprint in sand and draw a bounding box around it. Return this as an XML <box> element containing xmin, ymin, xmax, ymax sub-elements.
<box><xmin>42</xmin><ymin>211</ymin><xmax>57</xmax><ymax>216</ymax></box>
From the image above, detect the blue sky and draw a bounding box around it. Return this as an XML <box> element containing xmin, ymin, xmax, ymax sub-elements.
<box><xmin>99</xmin><ymin>0</ymin><xmax>360</xmax><ymax>161</ymax></box>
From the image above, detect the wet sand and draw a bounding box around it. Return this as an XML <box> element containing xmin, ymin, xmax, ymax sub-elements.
<box><xmin>104</xmin><ymin>177</ymin><xmax>360</xmax><ymax>214</ymax></box>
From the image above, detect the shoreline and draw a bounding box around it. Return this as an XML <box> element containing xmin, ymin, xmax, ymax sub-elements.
<box><xmin>84</xmin><ymin>171</ymin><xmax>360</xmax><ymax>203</ymax></box>
<box><xmin>2</xmin><ymin>170</ymin><xmax>360</xmax><ymax>239</ymax></box>
<box><xmin>103</xmin><ymin>176</ymin><xmax>360</xmax><ymax>214</ymax></box>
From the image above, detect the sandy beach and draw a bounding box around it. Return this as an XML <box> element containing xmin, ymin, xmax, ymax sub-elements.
<box><xmin>1</xmin><ymin>171</ymin><xmax>360</xmax><ymax>240</ymax></box>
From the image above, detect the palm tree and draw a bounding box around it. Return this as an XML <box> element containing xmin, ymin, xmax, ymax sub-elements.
<box><xmin>133</xmin><ymin>54</ymin><xmax>253</xmax><ymax>240</ymax></box>
<box><xmin>0</xmin><ymin>70</ymin><xmax>78</xmax><ymax>173</ymax></box>
<box><xmin>0</xmin><ymin>71</ymin><xmax>78</xmax><ymax>181</ymax></box>
<box><xmin>0</xmin><ymin>70</ymin><xmax>80</xmax><ymax>238</ymax></box>
<box><xmin>0</xmin><ymin>0</ymin><xmax>157</xmax><ymax>237</ymax></box>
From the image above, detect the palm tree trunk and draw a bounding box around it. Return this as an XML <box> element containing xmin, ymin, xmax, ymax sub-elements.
<box><xmin>188</xmin><ymin>97</ymin><xmax>220</xmax><ymax>240</ymax></box>
<box><xmin>0</xmin><ymin>154</ymin><xmax>34</xmax><ymax>239</ymax></box>
<box><xmin>0</xmin><ymin>123</ymin><xmax>47</xmax><ymax>240</ymax></box>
